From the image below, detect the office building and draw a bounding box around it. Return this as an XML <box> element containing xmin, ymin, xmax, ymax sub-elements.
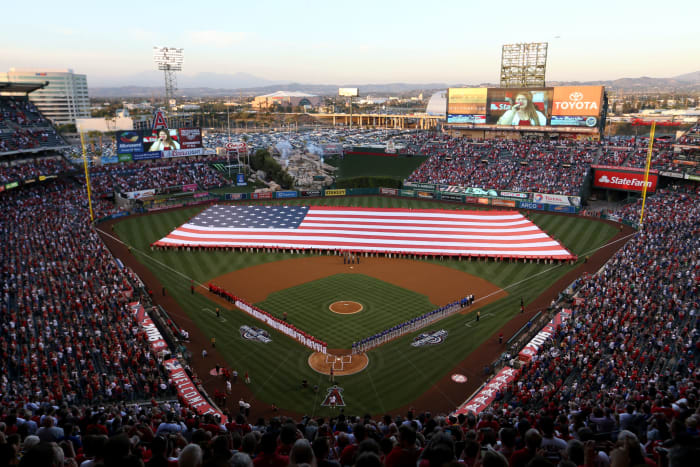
<box><xmin>3</xmin><ymin>69</ymin><xmax>90</xmax><ymax>125</ymax></box>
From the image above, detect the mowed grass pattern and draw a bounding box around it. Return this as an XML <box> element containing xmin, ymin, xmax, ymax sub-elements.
<box><xmin>257</xmin><ymin>274</ymin><xmax>436</xmax><ymax>348</ymax></box>
<box><xmin>112</xmin><ymin>196</ymin><xmax>621</xmax><ymax>414</ymax></box>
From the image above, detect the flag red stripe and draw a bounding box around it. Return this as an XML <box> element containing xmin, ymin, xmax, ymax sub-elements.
<box><xmin>154</xmin><ymin>206</ymin><xmax>575</xmax><ymax>259</ymax></box>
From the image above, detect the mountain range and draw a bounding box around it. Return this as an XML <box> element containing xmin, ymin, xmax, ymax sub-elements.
<box><xmin>89</xmin><ymin>71</ymin><xmax>700</xmax><ymax>98</ymax></box>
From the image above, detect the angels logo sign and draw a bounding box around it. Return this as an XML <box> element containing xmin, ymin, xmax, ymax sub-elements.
<box><xmin>411</xmin><ymin>329</ymin><xmax>448</xmax><ymax>347</ymax></box>
<box><xmin>152</xmin><ymin>110</ymin><xmax>169</xmax><ymax>130</ymax></box>
<box><xmin>321</xmin><ymin>385</ymin><xmax>346</xmax><ymax>407</ymax></box>
<box><xmin>239</xmin><ymin>325</ymin><xmax>272</xmax><ymax>343</ymax></box>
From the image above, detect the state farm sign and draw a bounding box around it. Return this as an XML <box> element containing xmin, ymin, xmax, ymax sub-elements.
<box><xmin>593</xmin><ymin>169</ymin><xmax>658</xmax><ymax>193</ymax></box>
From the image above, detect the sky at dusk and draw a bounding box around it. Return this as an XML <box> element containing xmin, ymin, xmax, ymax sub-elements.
<box><xmin>2</xmin><ymin>0</ymin><xmax>698</xmax><ymax>87</ymax></box>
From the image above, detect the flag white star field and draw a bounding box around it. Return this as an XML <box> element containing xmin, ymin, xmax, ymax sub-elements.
<box><xmin>153</xmin><ymin>205</ymin><xmax>574</xmax><ymax>259</ymax></box>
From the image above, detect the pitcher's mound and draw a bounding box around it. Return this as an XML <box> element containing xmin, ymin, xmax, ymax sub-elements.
<box><xmin>308</xmin><ymin>352</ymin><xmax>368</xmax><ymax>376</ymax></box>
<box><xmin>329</xmin><ymin>301</ymin><xmax>363</xmax><ymax>314</ymax></box>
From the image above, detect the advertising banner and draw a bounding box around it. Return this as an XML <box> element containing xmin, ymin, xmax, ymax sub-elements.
<box><xmin>519</xmin><ymin>201</ymin><xmax>545</xmax><ymax>210</ymax></box>
<box><xmin>464</xmin><ymin>196</ymin><xmax>478</xmax><ymax>204</ymax></box>
<box><xmin>132</xmin><ymin>151</ymin><xmax>162</xmax><ymax>161</ymax></box>
<box><xmin>518</xmin><ymin>309</ymin><xmax>571</xmax><ymax>364</ymax></box>
<box><xmin>118</xmin><ymin>153</ymin><xmax>133</xmax><ymax>163</ymax></box>
<box><xmin>301</xmin><ymin>190</ymin><xmax>321</xmax><ymax>197</ymax></box>
<box><xmin>126</xmin><ymin>189</ymin><xmax>156</xmax><ymax>200</ymax></box>
<box><xmin>181</xmin><ymin>184</ymin><xmax>197</xmax><ymax>192</ymax></box>
<box><xmin>225</xmin><ymin>192</ymin><xmax>248</xmax><ymax>200</ymax></box>
<box><xmin>101</xmin><ymin>155</ymin><xmax>119</xmax><ymax>164</ymax></box>
<box><xmin>324</xmin><ymin>189</ymin><xmax>347</xmax><ymax>197</ymax></box>
<box><xmin>447</xmin><ymin>114</ymin><xmax>487</xmax><ymax>124</ymax></box>
<box><xmin>404</xmin><ymin>182</ymin><xmax>435</xmax><ymax>191</ymax></box>
<box><xmin>164</xmin><ymin>359</ymin><xmax>224</xmax><ymax>418</ymax></box>
<box><xmin>130</xmin><ymin>302</ymin><xmax>168</xmax><ymax>353</ymax></box>
<box><xmin>116</xmin><ymin>130</ymin><xmax>144</xmax><ymax>154</ymax></box>
<box><xmin>416</xmin><ymin>191</ymin><xmax>433</xmax><ymax>199</ymax></box>
<box><xmin>275</xmin><ymin>190</ymin><xmax>298</xmax><ymax>199</ymax></box>
<box><xmin>486</xmin><ymin>88</ymin><xmax>553</xmax><ymax>126</ymax></box>
<box><xmin>447</xmin><ymin>88</ymin><xmax>487</xmax><ymax>116</ymax></box>
<box><xmin>339</xmin><ymin>87</ymin><xmax>359</xmax><ymax>97</ymax></box>
<box><xmin>498</xmin><ymin>191</ymin><xmax>529</xmax><ymax>200</ymax></box>
<box><xmin>660</xmin><ymin>170</ymin><xmax>684</xmax><ymax>179</ymax></box>
<box><xmin>439</xmin><ymin>193</ymin><xmax>464</xmax><ymax>202</ymax></box>
<box><xmin>593</xmin><ymin>168</ymin><xmax>658</xmax><ymax>193</ymax></box>
<box><xmin>251</xmin><ymin>191</ymin><xmax>273</xmax><ymax>200</ymax></box>
<box><xmin>491</xmin><ymin>199</ymin><xmax>516</xmax><ymax>207</ymax></box>
<box><xmin>550</xmin><ymin>115</ymin><xmax>599</xmax><ymax>128</ymax></box>
<box><xmin>399</xmin><ymin>189</ymin><xmax>415</xmax><ymax>197</ymax></box>
<box><xmin>379</xmin><ymin>187</ymin><xmax>398</xmax><ymax>196</ymax></box>
<box><xmin>163</xmin><ymin>148</ymin><xmax>204</xmax><ymax>159</ymax></box>
<box><xmin>532</xmin><ymin>193</ymin><xmax>572</xmax><ymax>206</ymax></box>
<box><xmin>225</xmin><ymin>141</ymin><xmax>248</xmax><ymax>152</ymax></box>
<box><xmin>454</xmin><ymin>366</ymin><xmax>520</xmax><ymax>415</ymax></box>
<box><xmin>179</xmin><ymin>128</ymin><xmax>203</xmax><ymax>149</ymax></box>
<box><xmin>547</xmin><ymin>205</ymin><xmax>577</xmax><ymax>213</ymax></box>
<box><xmin>552</xmin><ymin>86</ymin><xmax>603</xmax><ymax>116</ymax></box>
<box><xmin>236</xmin><ymin>173</ymin><xmax>246</xmax><ymax>186</ymax></box>
<box><xmin>477</xmin><ymin>198</ymin><xmax>490</xmax><ymax>205</ymax></box>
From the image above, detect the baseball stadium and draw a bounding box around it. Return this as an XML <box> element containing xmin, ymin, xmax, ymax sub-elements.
<box><xmin>1</xmin><ymin>45</ymin><xmax>699</xmax><ymax>467</ymax></box>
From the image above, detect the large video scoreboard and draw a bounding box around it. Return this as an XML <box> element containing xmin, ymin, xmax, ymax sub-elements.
<box><xmin>447</xmin><ymin>85</ymin><xmax>605</xmax><ymax>134</ymax></box>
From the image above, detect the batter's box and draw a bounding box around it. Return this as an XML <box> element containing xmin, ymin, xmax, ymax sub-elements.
<box><xmin>325</xmin><ymin>355</ymin><xmax>352</xmax><ymax>370</ymax></box>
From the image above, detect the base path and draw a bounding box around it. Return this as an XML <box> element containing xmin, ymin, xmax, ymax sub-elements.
<box><xmin>308</xmin><ymin>352</ymin><xmax>369</xmax><ymax>376</ymax></box>
<box><xmin>207</xmin><ymin>255</ymin><xmax>506</xmax><ymax>309</ymax></box>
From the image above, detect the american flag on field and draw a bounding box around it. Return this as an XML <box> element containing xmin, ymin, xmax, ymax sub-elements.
<box><xmin>153</xmin><ymin>205</ymin><xmax>574</xmax><ymax>259</ymax></box>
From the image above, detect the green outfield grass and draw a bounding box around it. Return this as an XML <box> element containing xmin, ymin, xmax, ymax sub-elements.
<box><xmin>111</xmin><ymin>196</ymin><xmax>620</xmax><ymax>414</ymax></box>
<box><xmin>257</xmin><ymin>274</ymin><xmax>436</xmax><ymax>348</ymax></box>
<box><xmin>324</xmin><ymin>154</ymin><xmax>427</xmax><ymax>180</ymax></box>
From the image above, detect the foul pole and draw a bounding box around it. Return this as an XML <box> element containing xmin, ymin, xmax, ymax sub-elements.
<box><xmin>638</xmin><ymin>121</ymin><xmax>655</xmax><ymax>228</ymax></box>
<box><xmin>79</xmin><ymin>131</ymin><xmax>95</xmax><ymax>222</ymax></box>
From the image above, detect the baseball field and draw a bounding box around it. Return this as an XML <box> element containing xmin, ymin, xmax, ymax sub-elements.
<box><xmin>106</xmin><ymin>195</ymin><xmax>621</xmax><ymax>416</ymax></box>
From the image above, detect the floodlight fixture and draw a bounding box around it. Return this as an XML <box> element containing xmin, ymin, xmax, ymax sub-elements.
<box><xmin>153</xmin><ymin>46</ymin><xmax>183</xmax><ymax>110</ymax></box>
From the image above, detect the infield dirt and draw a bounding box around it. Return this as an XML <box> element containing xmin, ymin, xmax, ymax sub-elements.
<box><xmin>205</xmin><ymin>255</ymin><xmax>507</xmax><ymax>310</ymax></box>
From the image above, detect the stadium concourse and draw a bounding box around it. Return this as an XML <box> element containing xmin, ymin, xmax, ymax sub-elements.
<box><xmin>0</xmin><ymin>99</ymin><xmax>698</xmax><ymax>465</ymax></box>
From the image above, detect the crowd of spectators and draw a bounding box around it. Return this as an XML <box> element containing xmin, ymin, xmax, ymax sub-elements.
<box><xmin>406</xmin><ymin>138</ymin><xmax>599</xmax><ymax>196</ymax></box>
<box><xmin>88</xmin><ymin>159</ymin><xmax>229</xmax><ymax>196</ymax></box>
<box><xmin>0</xmin><ymin>157</ymin><xmax>72</xmax><ymax>184</ymax></box>
<box><xmin>0</xmin><ymin>97</ymin><xmax>44</xmax><ymax>128</ymax></box>
<box><xmin>0</xmin><ymin>128</ymin><xmax>64</xmax><ymax>153</ymax></box>
<box><xmin>1</xmin><ymin>129</ymin><xmax>699</xmax><ymax>465</ymax></box>
<box><xmin>407</xmin><ymin>132</ymin><xmax>700</xmax><ymax>195</ymax></box>
<box><xmin>0</xmin><ymin>97</ymin><xmax>65</xmax><ymax>153</ymax></box>
<box><xmin>487</xmin><ymin>187</ymin><xmax>699</xmax><ymax>466</ymax></box>
<box><xmin>0</xmin><ymin>180</ymin><xmax>180</xmax><ymax>414</ymax></box>
<box><xmin>677</xmin><ymin>122</ymin><xmax>700</xmax><ymax>146</ymax></box>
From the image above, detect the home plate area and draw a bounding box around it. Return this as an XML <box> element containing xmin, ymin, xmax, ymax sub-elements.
<box><xmin>327</xmin><ymin>354</ymin><xmax>352</xmax><ymax>370</ymax></box>
<box><xmin>307</xmin><ymin>352</ymin><xmax>369</xmax><ymax>376</ymax></box>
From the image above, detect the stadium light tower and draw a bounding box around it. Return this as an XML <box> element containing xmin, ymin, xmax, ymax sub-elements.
<box><xmin>153</xmin><ymin>46</ymin><xmax>184</xmax><ymax>111</ymax></box>
<box><xmin>500</xmin><ymin>42</ymin><xmax>548</xmax><ymax>88</ymax></box>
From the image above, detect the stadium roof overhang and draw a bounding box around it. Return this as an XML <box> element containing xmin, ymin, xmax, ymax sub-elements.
<box><xmin>0</xmin><ymin>81</ymin><xmax>48</xmax><ymax>95</ymax></box>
